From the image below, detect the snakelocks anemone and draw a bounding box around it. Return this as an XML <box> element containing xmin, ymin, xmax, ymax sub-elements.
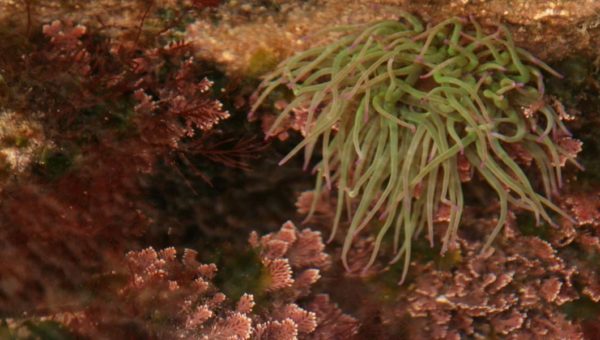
<box><xmin>250</xmin><ymin>13</ymin><xmax>580</xmax><ymax>283</ymax></box>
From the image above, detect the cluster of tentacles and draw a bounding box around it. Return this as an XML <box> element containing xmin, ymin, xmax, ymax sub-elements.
<box><xmin>251</xmin><ymin>13</ymin><xmax>580</xmax><ymax>282</ymax></box>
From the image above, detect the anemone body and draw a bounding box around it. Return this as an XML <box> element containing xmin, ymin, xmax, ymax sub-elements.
<box><xmin>251</xmin><ymin>13</ymin><xmax>578</xmax><ymax>282</ymax></box>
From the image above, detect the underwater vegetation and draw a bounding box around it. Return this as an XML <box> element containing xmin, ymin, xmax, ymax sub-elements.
<box><xmin>0</xmin><ymin>11</ymin><xmax>232</xmax><ymax>314</ymax></box>
<box><xmin>251</xmin><ymin>13</ymin><xmax>582</xmax><ymax>282</ymax></box>
<box><xmin>1</xmin><ymin>1</ymin><xmax>599</xmax><ymax>339</ymax></box>
<box><xmin>35</xmin><ymin>222</ymin><xmax>358</xmax><ymax>339</ymax></box>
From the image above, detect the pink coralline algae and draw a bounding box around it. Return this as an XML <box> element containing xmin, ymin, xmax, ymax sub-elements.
<box><xmin>249</xmin><ymin>221</ymin><xmax>331</xmax><ymax>295</ymax></box>
<box><xmin>295</xmin><ymin>190</ymin><xmax>337</xmax><ymax>229</ymax></box>
<box><xmin>407</xmin><ymin>235</ymin><xmax>583</xmax><ymax>339</ymax></box>
<box><xmin>2</xmin><ymin>3</ymin><xmax>599</xmax><ymax>339</ymax></box>
<box><xmin>0</xmin><ymin>18</ymin><xmax>236</xmax><ymax>314</ymax></box>
<box><xmin>558</xmin><ymin>191</ymin><xmax>600</xmax><ymax>303</ymax></box>
<box><xmin>41</xmin><ymin>20</ymin><xmax>91</xmax><ymax>76</ymax></box>
<box><xmin>247</xmin><ymin>221</ymin><xmax>359</xmax><ymax>339</ymax></box>
<box><xmin>59</xmin><ymin>222</ymin><xmax>357</xmax><ymax>339</ymax></box>
<box><xmin>253</xmin><ymin>102</ymin><xmax>312</xmax><ymax>142</ymax></box>
<box><xmin>563</xmin><ymin>190</ymin><xmax>600</xmax><ymax>227</ymax></box>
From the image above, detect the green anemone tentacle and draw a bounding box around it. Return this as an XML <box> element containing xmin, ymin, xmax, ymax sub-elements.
<box><xmin>251</xmin><ymin>13</ymin><xmax>579</xmax><ymax>282</ymax></box>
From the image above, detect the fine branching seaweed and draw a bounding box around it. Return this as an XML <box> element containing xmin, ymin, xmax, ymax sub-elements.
<box><xmin>251</xmin><ymin>13</ymin><xmax>580</xmax><ymax>282</ymax></box>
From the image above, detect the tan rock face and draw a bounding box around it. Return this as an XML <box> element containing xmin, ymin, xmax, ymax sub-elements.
<box><xmin>186</xmin><ymin>1</ymin><xmax>405</xmax><ymax>76</ymax></box>
<box><xmin>3</xmin><ymin>0</ymin><xmax>597</xmax><ymax>74</ymax></box>
<box><xmin>184</xmin><ymin>0</ymin><xmax>600</xmax><ymax>76</ymax></box>
<box><xmin>396</xmin><ymin>0</ymin><xmax>600</xmax><ymax>61</ymax></box>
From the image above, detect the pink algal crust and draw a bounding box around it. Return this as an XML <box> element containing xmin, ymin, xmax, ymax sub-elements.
<box><xmin>307</xmin><ymin>294</ymin><xmax>361</xmax><ymax>340</ymax></box>
<box><xmin>557</xmin><ymin>191</ymin><xmax>600</xmax><ymax>303</ymax></box>
<box><xmin>563</xmin><ymin>191</ymin><xmax>600</xmax><ymax>227</ymax></box>
<box><xmin>295</xmin><ymin>190</ymin><xmax>337</xmax><ymax>229</ymax></box>
<box><xmin>342</xmin><ymin>237</ymin><xmax>385</xmax><ymax>277</ymax></box>
<box><xmin>406</xmin><ymin>235</ymin><xmax>583</xmax><ymax>339</ymax></box>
